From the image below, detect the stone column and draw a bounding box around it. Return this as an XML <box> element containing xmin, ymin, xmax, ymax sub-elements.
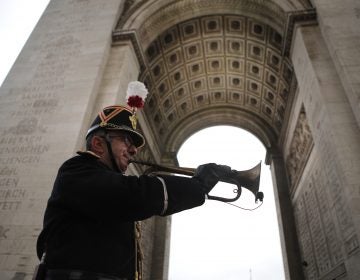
<box><xmin>269</xmin><ymin>151</ymin><xmax>305</xmax><ymax>280</ymax></box>
<box><xmin>291</xmin><ymin>24</ymin><xmax>360</xmax><ymax>279</ymax></box>
<box><xmin>83</xmin><ymin>42</ymin><xmax>142</xmax><ymax>149</ymax></box>
<box><xmin>150</xmin><ymin>216</ymin><xmax>172</xmax><ymax>280</ymax></box>
<box><xmin>148</xmin><ymin>152</ymin><xmax>180</xmax><ymax>280</ymax></box>
<box><xmin>313</xmin><ymin>0</ymin><xmax>360</xmax><ymax>127</ymax></box>
<box><xmin>0</xmin><ymin>1</ymin><xmax>125</xmax><ymax>279</ymax></box>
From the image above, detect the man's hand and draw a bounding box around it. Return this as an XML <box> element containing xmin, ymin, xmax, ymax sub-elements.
<box><xmin>193</xmin><ymin>163</ymin><xmax>232</xmax><ymax>193</ymax></box>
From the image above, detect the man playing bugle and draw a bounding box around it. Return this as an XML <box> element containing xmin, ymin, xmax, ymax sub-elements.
<box><xmin>35</xmin><ymin>81</ymin><xmax>230</xmax><ymax>280</ymax></box>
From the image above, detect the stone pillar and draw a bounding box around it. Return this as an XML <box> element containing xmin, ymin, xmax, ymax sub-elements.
<box><xmin>290</xmin><ymin>24</ymin><xmax>360</xmax><ymax>279</ymax></box>
<box><xmin>150</xmin><ymin>216</ymin><xmax>172</xmax><ymax>280</ymax></box>
<box><xmin>84</xmin><ymin>42</ymin><xmax>142</xmax><ymax>149</ymax></box>
<box><xmin>0</xmin><ymin>1</ymin><xmax>125</xmax><ymax>279</ymax></box>
<box><xmin>313</xmin><ymin>0</ymin><xmax>360</xmax><ymax>128</ymax></box>
<box><xmin>269</xmin><ymin>151</ymin><xmax>305</xmax><ymax>280</ymax></box>
<box><xmin>147</xmin><ymin>152</ymin><xmax>179</xmax><ymax>279</ymax></box>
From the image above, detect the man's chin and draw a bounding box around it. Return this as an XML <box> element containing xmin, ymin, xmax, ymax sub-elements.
<box><xmin>118</xmin><ymin>162</ymin><xmax>128</xmax><ymax>173</ymax></box>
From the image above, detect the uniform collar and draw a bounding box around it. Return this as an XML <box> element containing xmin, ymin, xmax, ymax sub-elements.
<box><xmin>76</xmin><ymin>150</ymin><xmax>101</xmax><ymax>159</ymax></box>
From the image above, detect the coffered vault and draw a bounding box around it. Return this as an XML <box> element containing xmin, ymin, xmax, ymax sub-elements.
<box><xmin>113</xmin><ymin>0</ymin><xmax>315</xmax><ymax>161</ymax></box>
<box><xmin>141</xmin><ymin>15</ymin><xmax>292</xmax><ymax>149</ymax></box>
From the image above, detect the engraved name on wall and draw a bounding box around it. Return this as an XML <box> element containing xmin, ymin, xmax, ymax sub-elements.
<box><xmin>293</xmin><ymin>119</ymin><xmax>359</xmax><ymax>279</ymax></box>
<box><xmin>0</xmin><ymin>0</ymin><xmax>106</xmax><ymax>276</ymax></box>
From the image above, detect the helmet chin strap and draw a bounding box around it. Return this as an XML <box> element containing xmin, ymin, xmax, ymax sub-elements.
<box><xmin>104</xmin><ymin>133</ymin><xmax>121</xmax><ymax>173</ymax></box>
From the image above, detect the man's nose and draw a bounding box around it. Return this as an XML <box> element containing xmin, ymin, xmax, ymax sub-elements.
<box><xmin>128</xmin><ymin>145</ymin><xmax>137</xmax><ymax>156</ymax></box>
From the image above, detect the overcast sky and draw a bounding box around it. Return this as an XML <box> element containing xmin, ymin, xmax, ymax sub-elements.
<box><xmin>0</xmin><ymin>1</ymin><xmax>285</xmax><ymax>279</ymax></box>
<box><xmin>0</xmin><ymin>0</ymin><xmax>50</xmax><ymax>86</ymax></box>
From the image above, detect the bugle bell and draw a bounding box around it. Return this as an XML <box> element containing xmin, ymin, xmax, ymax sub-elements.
<box><xmin>130</xmin><ymin>160</ymin><xmax>264</xmax><ymax>203</ymax></box>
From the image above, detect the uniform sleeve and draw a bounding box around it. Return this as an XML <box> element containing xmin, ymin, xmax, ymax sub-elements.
<box><xmin>158</xmin><ymin>175</ymin><xmax>206</xmax><ymax>216</ymax></box>
<box><xmin>48</xmin><ymin>156</ymin><xmax>205</xmax><ymax>222</ymax></box>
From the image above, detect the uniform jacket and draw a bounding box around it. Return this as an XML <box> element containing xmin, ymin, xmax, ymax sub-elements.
<box><xmin>36</xmin><ymin>152</ymin><xmax>205</xmax><ymax>278</ymax></box>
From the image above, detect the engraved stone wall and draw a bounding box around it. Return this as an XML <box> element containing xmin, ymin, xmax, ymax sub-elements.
<box><xmin>0</xmin><ymin>0</ymin><xmax>123</xmax><ymax>278</ymax></box>
<box><xmin>290</xmin><ymin>24</ymin><xmax>360</xmax><ymax>279</ymax></box>
<box><xmin>285</xmin><ymin>106</ymin><xmax>313</xmax><ymax>195</ymax></box>
<box><xmin>293</xmin><ymin>146</ymin><xmax>356</xmax><ymax>279</ymax></box>
<box><xmin>0</xmin><ymin>28</ymin><xmax>82</xmax><ymax>278</ymax></box>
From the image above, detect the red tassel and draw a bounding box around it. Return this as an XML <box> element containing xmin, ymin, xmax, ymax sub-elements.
<box><xmin>127</xmin><ymin>96</ymin><xmax>144</xmax><ymax>109</ymax></box>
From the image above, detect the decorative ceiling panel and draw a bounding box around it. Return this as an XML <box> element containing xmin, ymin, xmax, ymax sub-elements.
<box><xmin>139</xmin><ymin>14</ymin><xmax>295</xmax><ymax>147</ymax></box>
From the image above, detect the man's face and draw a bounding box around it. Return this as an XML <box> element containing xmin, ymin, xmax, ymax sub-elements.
<box><xmin>100</xmin><ymin>131</ymin><xmax>138</xmax><ymax>172</ymax></box>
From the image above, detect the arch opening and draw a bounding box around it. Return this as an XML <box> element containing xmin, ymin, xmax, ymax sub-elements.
<box><xmin>168</xmin><ymin>125</ymin><xmax>285</xmax><ymax>279</ymax></box>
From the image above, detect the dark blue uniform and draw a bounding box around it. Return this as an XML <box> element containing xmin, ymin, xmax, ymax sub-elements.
<box><xmin>37</xmin><ymin>152</ymin><xmax>205</xmax><ymax>279</ymax></box>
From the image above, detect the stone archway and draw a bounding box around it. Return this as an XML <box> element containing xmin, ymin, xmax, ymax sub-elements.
<box><xmin>1</xmin><ymin>0</ymin><xmax>359</xmax><ymax>279</ymax></box>
<box><xmin>113</xmin><ymin>0</ymin><xmax>316</xmax><ymax>163</ymax></box>
<box><xmin>113</xmin><ymin>1</ymin><xmax>316</xmax><ymax>279</ymax></box>
<box><xmin>139</xmin><ymin>14</ymin><xmax>287</xmax><ymax>152</ymax></box>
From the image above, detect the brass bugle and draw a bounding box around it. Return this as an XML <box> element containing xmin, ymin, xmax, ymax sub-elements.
<box><xmin>130</xmin><ymin>160</ymin><xmax>263</xmax><ymax>203</ymax></box>
<box><xmin>130</xmin><ymin>160</ymin><xmax>196</xmax><ymax>176</ymax></box>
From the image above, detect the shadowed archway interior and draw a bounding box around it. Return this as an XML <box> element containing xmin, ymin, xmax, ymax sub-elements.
<box><xmin>135</xmin><ymin>14</ymin><xmax>295</xmax><ymax>162</ymax></box>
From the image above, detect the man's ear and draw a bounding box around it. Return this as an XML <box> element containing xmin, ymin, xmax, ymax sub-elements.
<box><xmin>91</xmin><ymin>135</ymin><xmax>107</xmax><ymax>156</ymax></box>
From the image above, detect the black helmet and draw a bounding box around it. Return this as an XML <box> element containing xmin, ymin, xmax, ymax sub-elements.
<box><xmin>86</xmin><ymin>105</ymin><xmax>145</xmax><ymax>148</ymax></box>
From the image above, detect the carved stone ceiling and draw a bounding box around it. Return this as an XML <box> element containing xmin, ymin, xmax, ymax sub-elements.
<box><xmin>138</xmin><ymin>15</ymin><xmax>294</xmax><ymax>150</ymax></box>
